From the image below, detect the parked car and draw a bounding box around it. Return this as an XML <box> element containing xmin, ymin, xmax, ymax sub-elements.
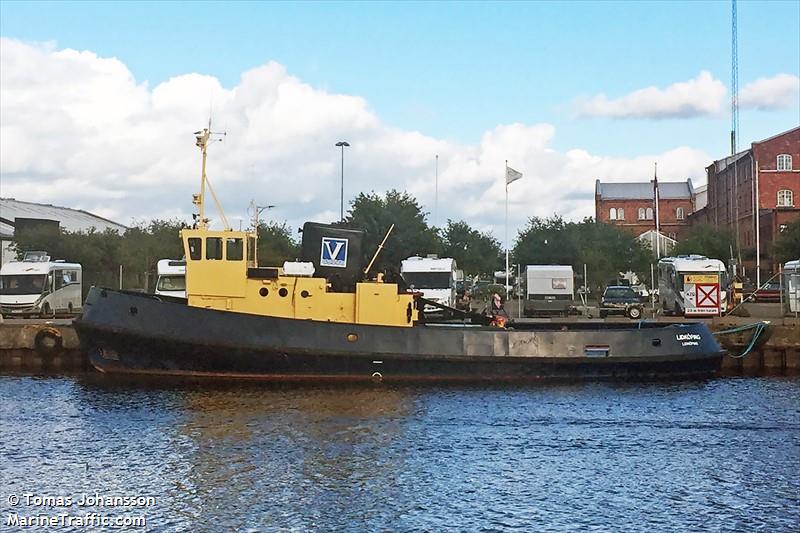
<box><xmin>753</xmin><ymin>281</ymin><xmax>781</xmax><ymax>302</ymax></box>
<box><xmin>599</xmin><ymin>285</ymin><xmax>643</xmax><ymax>319</ymax></box>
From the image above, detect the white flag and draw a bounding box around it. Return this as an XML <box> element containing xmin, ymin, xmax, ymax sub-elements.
<box><xmin>506</xmin><ymin>166</ymin><xmax>523</xmax><ymax>185</ymax></box>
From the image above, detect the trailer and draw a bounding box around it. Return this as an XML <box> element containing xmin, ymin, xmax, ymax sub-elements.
<box><xmin>523</xmin><ymin>265</ymin><xmax>576</xmax><ymax>317</ymax></box>
<box><xmin>658</xmin><ymin>255</ymin><xmax>728</xmax><ymax>317</ymax></box>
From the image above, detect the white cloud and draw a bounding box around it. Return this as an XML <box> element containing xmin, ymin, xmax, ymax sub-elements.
<box><xmin>739</xmin><ymin>73</ymin><xmax>800</xmax><ymax>110</ymax></box>
<box><xmin>576</xmin><ymin>71</ymin><xmax>727</xmax><ymax>119</ymax></box>
<box><xmin>0</xmin><ymin>38</ymin><xmax>711</xmax><ymax>242</ymax></box>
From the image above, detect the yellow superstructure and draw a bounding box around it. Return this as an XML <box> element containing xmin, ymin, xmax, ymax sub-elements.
<box><xmin>179</xmin><ymin>128</ymin><xmax>416</xmax><ymax>328</ymax></box>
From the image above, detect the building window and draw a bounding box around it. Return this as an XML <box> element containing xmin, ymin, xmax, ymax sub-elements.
<box><xmin>777</xmin><ymin>189</ymin><xmax>794</xmax><ymax>207</ymax></box>
<box><xmin>609</xmin><ymin>208</ymin><xmax>617</xmax><ymax>220</ymax></box>
<box><xmin>777</xmin><ymin>154</ymin><xmax>792</xmax><ymax>171</ymax></box>
<box><xmin>668</xmin><ymin>232</ymin><xmax>676</xmax><ymax>240</ymax></box>
<box><xmin>646</xmin><ymin>207</ymin><xmax>654</xmax><ymax>220</ymax></box>
<box><xmin>638</xmin><ymin>208</ymin><xmax>645</xmax><ymax>220</ymax></box>
<box><xmin>676</xmin><ymin>207</ymin><xmax>685</xmax><ymax>220</ymax></box>
<box><xmin>617</xmin><ymin>208</ymin><xmax>625</xmax><ymax>220</ymax></box>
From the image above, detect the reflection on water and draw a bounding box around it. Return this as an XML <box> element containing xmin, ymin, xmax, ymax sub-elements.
<box><xmin>1</xmin><ymin>376</ymin><xmax>798</xmax><ymax>531</ymax></box>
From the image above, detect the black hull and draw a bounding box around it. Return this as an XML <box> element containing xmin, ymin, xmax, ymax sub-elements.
<box><xmin>76</xmin><ymin>288</ymin><xmax>725</xmax><ymax>382</ymax></box>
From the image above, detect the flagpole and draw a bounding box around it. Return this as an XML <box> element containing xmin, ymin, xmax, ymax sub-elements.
<box><xmin>505</xmin><ymin>160</ymin><xmax>510</xmax><ymax>301</ymax></box>
<box><xmin>654</xmin><ymin>162</ymin><xmax>661</xmax><ymax>258</ymax></box>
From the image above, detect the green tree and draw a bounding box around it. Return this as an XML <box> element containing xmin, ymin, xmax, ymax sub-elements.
<box><xmin>671</xmin><ymin>224</ymin><xmax>735</xmax><ymax>265</ymax></box>
<box><xmin>773</xmin><ymin>218</ymin><xmax>800</xmax><ymax>263</ymax></box>
<box><xmin>344</xmin><ymin>190</ymin><xmax>441</xmax><ymax>273</ymax></box>
<box><xmin>441</xmin><ymin>219</ymin><xmax>502</xmax><ymax>276</ymax></box>
<box><xmin>257</xmin><ymin>221</ymin><xmax>300</xmax><ymax>266</ymax></box>
<box><xmin>118</xmin><ymin>219</ymin><xmax>186</xmax><ymax>289</ymax></box>
<box><xmin>512</xmin><ymin>216</ymin><xmax>652</xmax><ymax>293</ymax></box>
<box><xmin>13</xmin><ymin>219</ymin><xmax>189</xmax><ymax>293</ymax></box>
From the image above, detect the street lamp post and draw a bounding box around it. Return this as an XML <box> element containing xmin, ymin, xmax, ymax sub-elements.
<box><xmin>335</xmin><ymin>141</ymin><xmax>350</xmax><ymax>221</ymax></box>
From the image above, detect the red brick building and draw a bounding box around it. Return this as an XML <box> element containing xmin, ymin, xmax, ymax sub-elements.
<box><xmin>594</xmin><ymin>179</ymin><xmax>695</xmax><ymax>241</ymax></box>
<box><xmin>702</xmin><ymin>126</ymin><xmax>799</xmax><ymax>276</ymax></box>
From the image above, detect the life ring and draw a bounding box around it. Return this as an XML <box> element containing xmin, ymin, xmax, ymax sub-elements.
<box><xmin>34</xmin><ymin>327</ymin><xmax>63</xmax><ymax>357</ymax></box>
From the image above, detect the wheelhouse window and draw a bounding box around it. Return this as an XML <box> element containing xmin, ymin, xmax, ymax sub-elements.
<box><xmin>609</xmin><ymin>208</ymin><xmax>617</xmax><ymax>220</ymax></box>
<box><xmin>206</xmin><ymin>237</ymin><xmax>223</xmax><ymax>260</ymax></box>
<box><xmin>676</xmin><ymin>207</ymin><xmax>685</xmax><ymax>220</ymax></box>
<box><xmin>247</xmin><ymin>236</ymin><xmax>256</xmax><ymax>263</ymax></box>
<box><xmin>777</xmin><ymin>154</ymin><xmax>792</xmax><ymax>171</ymax></box>
<box><xmin>226</xmin><ymin>238</ymin><xmax>243</xmax><ymax>261</ymax></box>
<box><xmin>188</xmin><ymin>238</ymin><xmax>202</xmax><ymax>260</ymax></box>
<box><xmin>777</xmin><ymin>189</ymin><xmax>794</xmax><ymax>207</ymax></box>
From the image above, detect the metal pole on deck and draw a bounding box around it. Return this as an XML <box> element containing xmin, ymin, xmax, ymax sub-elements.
<box><xmin>119</xmin><ymin>265</ymin><xmax>123</xmax><ymax>290</ymax></box>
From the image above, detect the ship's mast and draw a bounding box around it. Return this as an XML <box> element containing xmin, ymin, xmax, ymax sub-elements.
<box><xmin>193</xmin><ymin>123</ymin><xmax>230</xmax><ymax>231</ymax></box>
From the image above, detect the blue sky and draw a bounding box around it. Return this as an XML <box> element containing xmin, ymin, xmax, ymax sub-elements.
<box><xmin>0</xmin><ymin>1</ymin><xmax>798</xmax><ymax>232</ymax></box>
<box><xmin>3</xmin><ymin>1</ymin><xmax>797</xmax><ymax>155</ymax></box>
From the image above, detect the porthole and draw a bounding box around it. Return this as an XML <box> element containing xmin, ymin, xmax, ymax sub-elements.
<box><xmin>279</xmin><ymin>288</ymin><xmax>288</xmax><ymax>297</ymax></box>
<box><xmin>347</xmin><ymin>333</ymin><xmax>358</xmax><ymax>342</ymax></box>
<box><xmin>301</xmin><ymin>290</ymin><xmax>310</xmax><ymax>298</ymax></box>
<box><xmin>259</xmin><ymin>288</ymin><xmax>269</xmax><ymax>297</ymax></box>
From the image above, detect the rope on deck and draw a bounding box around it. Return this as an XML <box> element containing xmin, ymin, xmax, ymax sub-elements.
<box><xmin>712</xmin><ymin>321</ymin><xmax>770</xmax><ymax>359</ymax></box>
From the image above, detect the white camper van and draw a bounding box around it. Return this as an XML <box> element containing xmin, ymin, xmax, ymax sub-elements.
<box><xmin>523</xmin><ymin>265</ymin><xmax>575</xmax><ymax>316</ymax></box>
<box><xmin>154</xmin><ymin>259</ymin><xmax>186</xmax><ymax>298</ymax></box>
<box><xmin>657</xmin><ymin>255</ymin><xmax>728</xmax><ymax>316</ymax></box>
<box><xmin>0</xmin><ymin>251</ymin><xmax>82</xmax><ymax>317</ymax></box>
<box><xmin>400</xmin><ymin>256</ymin><xmax>458</xmax><ymax>313</ymax></box>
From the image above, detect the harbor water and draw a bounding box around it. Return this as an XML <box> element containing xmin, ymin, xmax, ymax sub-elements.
<box><xmin>1</xmin><ymin>375</ymin><xmax>798</xmax><ymax>531</ymax></box>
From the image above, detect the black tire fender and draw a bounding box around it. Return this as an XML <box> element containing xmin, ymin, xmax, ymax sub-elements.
<box><xmin>34</xmin><ymin>327</ymin><xmax>63</xmax><ymax>357</ymax></box>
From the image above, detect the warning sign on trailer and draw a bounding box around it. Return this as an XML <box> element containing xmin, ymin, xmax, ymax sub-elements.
<box><xmin>683</xmin><ymin>274</ymin><xmax>721</xmax><ymax>316</ymax></box>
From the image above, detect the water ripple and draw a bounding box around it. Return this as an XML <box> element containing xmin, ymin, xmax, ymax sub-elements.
<box><xmin>0</xmin><ymin>376</ymin><xmax>798</xmax><ymax>531</ymax></box>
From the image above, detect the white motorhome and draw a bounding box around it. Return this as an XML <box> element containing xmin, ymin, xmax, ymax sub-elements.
<box><xmin>155</xmin><ymin>259</ymin><xmax>186</xmax><ymax>298</ymax></box>
<box><xmin>400</xmin><ymin>256</ymin><xmax>458</xmax><ymax>313</ymax></box>
<box><xmin>524</xmin><ymin>265</ymin><xmax>575</xmax><ymax>316</ymax></box>
<box><xmin>658</xmin><ymin>255</ymin><xmax>728</xmax><ymax>316</ymax></box>
<box><xmin>783</xmin><ymin>259</ymin><xmax>800</xmax><ymax>315</ymax></box>
<box><xmin>0</xmin><ymin>251</ymin><xmax>82</xmax><ymax>317</ymax></box>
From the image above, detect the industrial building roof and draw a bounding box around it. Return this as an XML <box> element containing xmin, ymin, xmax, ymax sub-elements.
<box><xmin>0</xmin><ymin>198</ymin><xmax>127</xmax><ymax>240</ymax></box>
<box><xmin>595</xmin><ymin>180</ymin><xmax>694</xmax><ymax>200</ymax></box>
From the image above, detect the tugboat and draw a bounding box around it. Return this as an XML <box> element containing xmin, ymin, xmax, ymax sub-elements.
<box><xmin>74</xmin><ymin>128</ymin><xmax>726</xmax><ymax>382</ymax></box>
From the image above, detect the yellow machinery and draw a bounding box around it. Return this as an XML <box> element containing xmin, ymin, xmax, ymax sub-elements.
<box><xmin>180</xmin><ymin>128</ymin><xmax>416</xmax><ymax>328</ymax></box>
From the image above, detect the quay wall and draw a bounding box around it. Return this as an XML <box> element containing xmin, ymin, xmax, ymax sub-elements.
<box><xmin>0</xmin><ymin>321</ymin><xmax>87</xmax><ymax>372</ymax></box>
